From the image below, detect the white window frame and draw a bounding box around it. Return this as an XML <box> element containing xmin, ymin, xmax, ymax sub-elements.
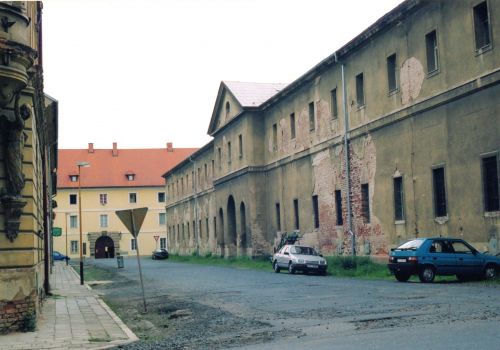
<box><xmin>70</xmin><ymin>240</ymin><xmax>78</xmax><ymax>254</ymax></box>
<box><xmin>70</xmin><ymin>215</ymin><xmax>78</xmax><ymax>229</ymax></box>
<box><xmin>159</xmin><ymin>212</ymin><xmax>166</xmax><ymax>225</ymax></box>
<box><xmin>129</xmin><ymin>192</ymin><xmax>137</xmax><ymax>204</ymax></box>
<box><xmin>131</xmin><ymin>238</ymin><xmax>137</xmax><ymax>251</ymax></box>
<box><xmin>100</xmin><ymin>214</ymin><xmax>108</xmax><ymax>228</ymax></box>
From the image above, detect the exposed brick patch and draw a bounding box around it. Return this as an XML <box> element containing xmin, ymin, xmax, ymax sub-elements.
<box><xmin>0</xmin><ymin>295</ymin><xmax>36</xmax><ymax>334</ymax></box>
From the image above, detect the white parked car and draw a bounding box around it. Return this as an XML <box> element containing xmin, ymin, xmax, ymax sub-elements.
<box><xmin>272</xmin><ymin>244</ymin><xmax>327</xmax><ymax>275</ymax></box>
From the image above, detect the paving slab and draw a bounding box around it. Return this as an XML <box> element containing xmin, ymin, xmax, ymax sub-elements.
<box><xmin>0</xmin><ymin>262</ymin><xmax>138</xmax><ymax>350</ymax></box>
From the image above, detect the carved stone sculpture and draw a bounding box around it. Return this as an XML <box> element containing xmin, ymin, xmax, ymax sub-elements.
<box><xmin>1</xmin><ymin>95</ymin><xmax>30</xmax><ymax>241</ymax></box>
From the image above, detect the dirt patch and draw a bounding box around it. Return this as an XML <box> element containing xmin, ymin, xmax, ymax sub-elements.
<box><xmin>85</xmin><ymin>264</ymin><xmax>286</xmax><ymax>350</ymax></box>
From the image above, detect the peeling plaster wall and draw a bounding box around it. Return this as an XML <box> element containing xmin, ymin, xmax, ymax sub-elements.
<box><xmin>166</xmin><ymin>1</ymin><xmax>500</xmax><ymax>257</ymax></box>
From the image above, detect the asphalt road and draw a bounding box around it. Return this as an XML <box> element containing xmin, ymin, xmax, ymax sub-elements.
<box><xmin>91</xmin><ymin>257</ymin><xmax>500</xmax><ymax>350</ymax></box>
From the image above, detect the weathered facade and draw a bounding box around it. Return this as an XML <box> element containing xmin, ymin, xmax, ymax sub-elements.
<box><xmin>165</xmin><ymin>0</ymin><xmax>500</xmax><ymax>258</ymax></box>
<box><xmin>53</xmin><ymin>143</ymin><xmax>196</xmax><ymax>260</ymax></box>
<box><xmin>0</xmin><ymin>1</ymin><xmax>58</xmax><ymax>333</ymax></box>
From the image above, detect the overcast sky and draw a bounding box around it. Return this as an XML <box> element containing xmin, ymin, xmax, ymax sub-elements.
<box><xmin>43</xmin><ymin>0</ymin><xmax>402</xmax><ymax>150</ymax></box>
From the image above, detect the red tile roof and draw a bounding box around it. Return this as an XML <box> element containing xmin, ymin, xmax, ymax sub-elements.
<box><xmin>58</xmin><ymin>146</ymin><xmax>197</xmax><ymax>188</ymax></box>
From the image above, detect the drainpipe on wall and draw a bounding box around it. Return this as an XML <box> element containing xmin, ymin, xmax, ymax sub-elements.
<box><xmin>339</xmin><ymin>58</ymin><xmax>355</xmax><ymax>256</ymax></box>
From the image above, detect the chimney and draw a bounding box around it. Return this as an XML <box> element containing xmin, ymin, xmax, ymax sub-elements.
<box><xmin>112</xmin><ymin>142</ymin><xmax>118</xmax><ymax>157</ymax></box>
<box><xmin>88</xmin><ymin>143</ymin><xmax>94</xmax><ymax>153</ymax></box>
<box><xmin>166</xmin><ymin>142</ymin><xmax>173</xmax><ymax>152</ymax></box>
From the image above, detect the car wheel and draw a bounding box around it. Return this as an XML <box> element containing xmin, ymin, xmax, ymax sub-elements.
<box><xmin>419</xmin><ymin>266</ymin><xmax>435</xmax><ymax>283</ymax></box>
<box><xmin>484</xmin><ymin>264</ymin><xmax>497</xmax><ymax>280</ymax></box>
<box><xmin>319</xmin><ymin>270</ymin><xmax>326</xmax><ymax>276</ymax></box>
<box><xmin>288</xmin><ymin>262</ymin><xmax>295</xmax><ymax>274</ymax></box>
<box><xmin>394</xmin><ymin>272</ymin><xmax>410</xmax><ymax>282</ymax></box>
<box><xmin>273</xmin><ymin>260</ymin><xmax>281</xmax><ymax>273</ymax></box>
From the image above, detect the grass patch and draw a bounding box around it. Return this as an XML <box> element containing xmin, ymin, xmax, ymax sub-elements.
<box><xmin>168</xmin><ymin>254</ymin><xmax>272</xmax><ymax>271</ymax></box>
<box><xmin>324</xmin><ymin>256</ymin><xmax>392</xmax><ymax>279</ymax></box>
<box><xmin>89</xmin><ymin>336</ymin><xmax>111</xmax><ymax>342</ymax></box>
<box><xmin>168</xmin><ymin>254</ymin><xmax>392</xmax><ymax>279</ymax></box>
<box><xmin>70</xmin><ymin>262</ymin><xmax>116</xmax><ymax>282</ymax></box>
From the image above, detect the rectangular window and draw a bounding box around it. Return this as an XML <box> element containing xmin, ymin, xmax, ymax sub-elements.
<box><xmin>290</xmin><ymin>113</ymin><xmax>296</xmax><ymax>139</ymax></box>
<box><xmin>272</xmin><ymin>123</ymin><xmax>278</xmax><ymax>150</ymax></box>
<box><xmin>356</xmin><ymin>73</ymin><xmax>365</xmax><ymax>107</ymax></box>
<box><xmin>361</xmin><ymin>184</ymin><xmax>370</xmax><ymax>223</ymax></box>
<box><xmin>293</xmin><ymin>199</ymin><xmax>300</xmax><ymax>230</ymax></box>
<box><xmin>83</xmin><ymin>242</ymin><xmax>87</xmax><ymax>255</ymax></box>
<box><xmin>212</xmin><ymin>159</ymin><xmax>215</xmax><ymax>175</ymax></box>
<box><xmin>218</xmin><ymin>147</ymin><xmax>222</xmax><ymax>168</ymax></box>
<box><xmin>99</xmin><ymin>193</ymin><xmax>107</xmax><ymax>205</ymax></box>
<box><xmin>335</xmin><ymin>190</ymin><xmax>343</xmax><ymax>226</ymax></box>
<box><xmin>204</xmin><ymin>163</ymin><xmax>208</xmax><ymax>180</ymax></box>
<box><xmin>331</xmin><ymin>88</ymin><xmax>338</xmax><ymax>118</ymax></box>
<box><xmin>206</xmin><ymin>218</ymin><xmax>209</xmax><ymax>239</ymax></box>
<box><xmin>158</xmin><ymin>192</ymin><xmax>165</xmax><ymax>203</ymax></box>
<box><xmin>191</xmin><ymin>171</ymin><xmax>194</xmax><ymax>189</ymax></box>
<box><xmin>275</xmin><ymin>202</ymin><xmax>281</xmax><ymax>231</ymax></box>
<box><xmin>129</xmin><ymin>193</ymin><xmax>137</xmax><ymax>203</ymax></box>
<box><xmin>482</xmin><ymin>155</ymin><xmax>499</xmax><ymax>212</ymax></box>
<box><xmin>70</xmin><ymin>215</ymin><xmax>78</xmax><ymax>229</ymax></box>
<box><xmin>309</xmin><ymin>102</ymin><xmax>315</xmax><ymax>131</ymax></box>
<box><xmin>432</xmin><ymin>167</ymin><xmax>447</xmax><ymax>217</ymax></box>
<box><xmin>69</xmin><ymin>194</ymin><xmax>77</xmax><ymax>205</ymax></box>
<box><xmin>160</xmin><ymin>237</ymin><xmax>166</xmax><ymax>249</ymax></box>
<box><xmin>159</xmin><ymin>212</ymin><xmax>166</xmax><ymax>225</ymax></box>
<box><xmin>312</xmin><ymin>195</ymin><xmax>319</xmax><ymax>229</ymax></box>
<box><xmin>227</xmin><ymin>142</ymin><xmax>232</xmax><ymax>163</ymax></box>
<box><xmin>387</xmin><ymin>53</ymin><xmax>397</xmax><ymax>92</ymax></box>
<box><xmin>393</xmin><ymin>177</ymin><xmax>405</xmax><ymax>221</ymax></box>
<box><xmin>99</xmin><ymin>214</ymin><xmax>108</xmax><ymax>228</ymax></box>
<box><xmin>70</xmin><ymin>240</ymin><xmax>78</xmax><ymax>254</ymax></box>
<box><xmin>131</xmin><ymin>239</ymin><xmax>137</xmax><ymax>251</ymax></box>
<box><xmin>238</xmin><ymin>134</ymin><xmax>243</xmax><ymax>158</ymax></box>
<box><xmin>197</xmin><ymin>168</ymin><xmax>201</xmax><ymax>186</ymax></box>
<box><xmin>425</xmin><ymin>30</ymin><xmax>439</xmax><ymax>73</ymax></box>
<box><xmin>474</xmin><ymin>1</ymin><xmax>491</xmax><ymax>51</ymax></box>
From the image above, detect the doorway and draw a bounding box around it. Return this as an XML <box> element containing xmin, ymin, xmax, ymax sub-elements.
<box><xmin>95</xmin><ymin>236</ymin><xmax>115</xmax><ymax>259</ymax></box>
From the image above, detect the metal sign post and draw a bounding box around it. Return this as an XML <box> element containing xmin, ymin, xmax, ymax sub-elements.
<box><xmin>116</xmin><ymin>207</ymin><xmax>148</xmax><ymax>313</ymax></box>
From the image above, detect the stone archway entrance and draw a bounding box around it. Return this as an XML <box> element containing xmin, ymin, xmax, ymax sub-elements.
<box><xmin>88</xmin><ymin>232</ymin><xmax>122</xmax><ymax>258</ymax></box>
<box><xmin>226</xmin><ymin>196</ymin><xmax>237</xmax><ymax>257</ymax></box>
<box><xmin>95</xmin><ymin>236</ymin><xmax>115</xmax><ymax>259</ymax></box>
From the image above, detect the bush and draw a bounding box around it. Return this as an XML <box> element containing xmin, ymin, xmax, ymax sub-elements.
<box><xmin>19</xmin><ymin>310</ymin><xmax>36</xmax><ymax>332</ymax></box>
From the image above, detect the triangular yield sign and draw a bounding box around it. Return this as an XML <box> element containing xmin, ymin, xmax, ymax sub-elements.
<box><xmin>115</xmin><ymin>207</ymin><xmax>148</xmax><ymax>237</ymax></box>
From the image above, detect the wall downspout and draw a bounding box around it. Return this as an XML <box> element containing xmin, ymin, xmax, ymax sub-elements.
<box><xmin>340</xmin><ymin>59</ymin><xmax>355</xmax><ymax>256</ymax></box>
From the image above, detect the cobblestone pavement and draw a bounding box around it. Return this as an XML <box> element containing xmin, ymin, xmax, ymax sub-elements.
<box><xmin>0</xmin><ymin>262</ymin><xmax>137</xmax><ymax>350</ymax></box>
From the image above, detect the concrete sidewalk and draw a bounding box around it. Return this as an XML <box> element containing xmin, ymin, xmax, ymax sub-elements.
<box><xmin>0</xmin><ymin>262</ymin><xmax>137</xmax><ymax>350</ymax></box>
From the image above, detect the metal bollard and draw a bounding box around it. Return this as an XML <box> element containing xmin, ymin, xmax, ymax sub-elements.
<box><xmin>117</xmin><ymin>255</ymin><xmax>124</xmax><ymax>268</ymax></box>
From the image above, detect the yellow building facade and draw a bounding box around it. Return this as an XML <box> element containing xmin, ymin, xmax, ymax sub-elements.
<box><xmin>0</xmin><ymin>2</ymin><xmax>58</xmax><ymax>333</ymax></box>
<box><xmin>53</xmin><ymin>143</ymin><xmax>196</xmax><ymax>259</ymax></box>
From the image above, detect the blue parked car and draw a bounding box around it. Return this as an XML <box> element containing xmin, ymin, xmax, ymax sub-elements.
<box><xmin>53</xmin><ymin>251</ymin><xmax>70</xmax><ymax>262</ymax></box>
<box><xmin>388</xmin><ymin>238</ymin><xmax>500</xmax><ymax>283</ymax></box>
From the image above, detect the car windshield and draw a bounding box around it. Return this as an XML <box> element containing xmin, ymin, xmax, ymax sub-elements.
<box><xmin>290</xmin><ymin>246</ymin><xmax>318</xmax><ymax>255</ymax></box>
<box><xmin>395</xmin><ymin>239</ymin><xmax>424</xmax><ymax>251</ymax></box>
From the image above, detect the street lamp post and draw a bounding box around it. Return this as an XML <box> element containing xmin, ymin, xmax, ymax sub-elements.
<box><xmin>77</xmin><ymin>161</ymin><xmax>89</xmax><ymax>285</ymax></box>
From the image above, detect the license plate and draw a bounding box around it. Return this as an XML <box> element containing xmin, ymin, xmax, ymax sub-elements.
<box><xmin>397</xmin><ymin>259</ymin><xmax>406</xmax><ymax>263</ymax></box>
<box><xmin>307</xmin><ymin>264</ymin><xmax>318</xmax><ymax>268</ymax></box>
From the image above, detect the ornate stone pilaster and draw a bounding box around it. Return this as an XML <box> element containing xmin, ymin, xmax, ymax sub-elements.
<box><xmin>0</xmin><ymin>195</ymin><xmax>26</xmax><ymax>242</ymax></box>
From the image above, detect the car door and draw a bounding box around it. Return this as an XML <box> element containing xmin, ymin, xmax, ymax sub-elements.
<box><xmin>427</xmin><ymin>240</ymin><xmax>457</xmax><ymax>274</ymax></box>
<box><xmin>450</xmin><ymin>240</ymin><xmax>483</xmax><ymax>275</ymax></box>
<box><xmin>277</xmin><ymin>246</ymin><xmax>289</xmax><ymax>267</ymax></box>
